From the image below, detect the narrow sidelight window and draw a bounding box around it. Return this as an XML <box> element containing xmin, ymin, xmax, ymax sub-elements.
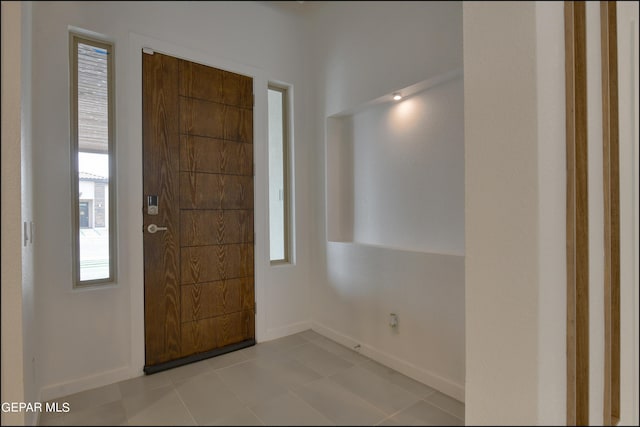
<box><xmin>70</xmin><ymin>34</ymin><xmax>116</xmax><ymax>286</ymax></box>
<box><xmin>268</xmin><ymin>85</ymin><xmax>291</xmax><ymax>263</ymax></box>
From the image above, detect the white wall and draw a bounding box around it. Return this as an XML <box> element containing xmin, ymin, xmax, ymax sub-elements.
<box><xmin>464</xmin><ymin>2</ymin><xmax>543</xmax><ymax>423</ymax></box>
<box><xmin>586</xmin><ymin>3</ymin><xmax>605</xmax><ymax>423</ymax></box>
<box><xmin>326</xmin><ymin>116</ymin><xmax>354</xmax><ymax>242</ymax></box>
<box><xmin>1</xmin><ymin>2</ymin><xmax>26</xmax><ymax>425</ymax></box>
<box><xmin>465</xmin><ymin>2</ymin><xmax>639</xmax><ymax>424</ymax></box>
<box><xmin>535</xmin><ymin>2</ymin><xmax>568</xmax><ymax>424</ymax></box>
<box><xmin>350</xmin><ymin>77</ymin><xmax>464</xmax><ymax>255</ymax></box>
<box><xmin>1</xmin><ymin>2</ymin><xmax>37</xmax><ymax>425</ymax></box>
<box><xmin>20</xmin><ymin>2</ymin><xmax>38</xmax><ymax>425</ymax></box>
<box><xmin>617</xmin><ymin>2</ymin><xmax>640</xmax><ymax>425</ymax></box>
<box><xmin>311</xmin><ymin>1</ymin><xmax>465</xmax><ymax>400</ymax></box>
<box><xmin>31</xmin><ymin>0</ymin><xmax>314</xmax><ymax>400</ymax></box>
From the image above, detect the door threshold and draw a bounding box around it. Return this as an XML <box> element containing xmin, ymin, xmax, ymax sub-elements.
<box><xmin>143</xmin><ymin>339</ymin><xmax>255</xmax><ymax>375</ymax></box>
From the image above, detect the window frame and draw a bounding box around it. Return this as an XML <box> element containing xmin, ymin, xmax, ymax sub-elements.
<box><xmin>70</xmin><ymin>33</ymin><xmax>116</xmax><ymax>287</ymax></box>
<box><xmin>268</xmin><ymin>84</ymin><xmax>292</xmax><ymax>265</ymax></box>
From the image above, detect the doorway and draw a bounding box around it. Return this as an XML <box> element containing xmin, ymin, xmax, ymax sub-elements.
<box><xmin>142</xmin><ymin>50</ymin><xmax>255</xmax><ymax>373</ymax></box>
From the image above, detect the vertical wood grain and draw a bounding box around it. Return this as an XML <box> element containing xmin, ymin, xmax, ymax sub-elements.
<box><xmin>143</xmin><ymin>52</ymin><xmax>182</xmax><ymax>365</ymax></box>
<box><xmin>565</xmin><ymin>6</ymin><xmax>577</xmax><ymax>423</ymax></box>
<box><xmin>180</xmin><ymin>136</ymin><xmax>252</xmax><ymax>176</ymax></box>
<box><xmin>180</xmin><ymin>244</ymin><xmax>254</xmax><ymax>285</ymax></box>
<box><xmin>179</xmin><ymin>97</ymin><xmax>253</xmax><ymax>143</ymax></box>
<box><xmin>177</xmin><ymin>58</ymin><xmax>254</xmax><ymax>359</ymax></box>
<box><xmin>181</xmin><ymin>210</ymin><xmax>253</xmax><ymax>247</ymax></box>
<box><xmin>179</xmin><ymin>172</ymin><xmax>253</xmax><ymax>210</ymax></box>
<box><xmin>565</xmin><ymin>2</ymin><xmax>590</xmax><ymax>425</ymax></box>
<box><xmin>600</xmin><ymin>2</ymin><xmax>621</xmax><ymax>425</ymax></box>
<box><xmin>181</xmin><ymin>316</ymin><xmax>218</xmax><ymax>357</ymax></box>
<box><xmin>181</xmin><ymin>278</ymin><xmax>254</xmax><ymax>322</ymax></box>
<box><xmin>179</xmin><ymin>60</ymin><xmax>253</xmax><ymax>108</ymax></box>
<box><xmin>144</xmin><ymin>53</ymin><xmax>254</xmax><ymax>369</ymax></box>
<box><xmin>181</xmin><ymin>310</ymin><xmax>254</xmax><ymax>357</ymax></box>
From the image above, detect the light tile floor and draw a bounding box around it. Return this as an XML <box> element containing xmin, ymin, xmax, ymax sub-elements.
<box><xmin>39</xmin><ymin>330</ymin><xmax>464</xmax><ymax>426</ymax></box>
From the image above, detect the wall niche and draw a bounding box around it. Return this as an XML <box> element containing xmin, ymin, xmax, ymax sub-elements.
<box><xmin>326</xmin><ymin>69</ymin><xmax>465</xmax><ymax>255</ymax></box>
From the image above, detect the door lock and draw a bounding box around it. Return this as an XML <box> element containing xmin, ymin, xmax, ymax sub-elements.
<box><xmin>147</xmin><ymin>195</ymin><xmax>159</xmax><ymax>215</ymax></box>
<box><xmin>147</xmin><ymin>224</ymin><xmax>167</xmax><ymax>234</ymax></box>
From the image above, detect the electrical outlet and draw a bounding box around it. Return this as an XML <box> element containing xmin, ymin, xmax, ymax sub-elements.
<box><xmin>389</xmin><ymin>313</ymin><xmax>398</xmax><ymax>328</ymax></box>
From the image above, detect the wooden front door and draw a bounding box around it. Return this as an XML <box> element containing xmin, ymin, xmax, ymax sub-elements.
<box><xmin>142</xmin><ymin>51</ymin><xmax>255</xmax><ymax>373</ymax></box>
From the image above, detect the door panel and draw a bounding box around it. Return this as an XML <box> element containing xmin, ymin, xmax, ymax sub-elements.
<box><xmin>181</xmin><ymin>210</ymin><xmax>253</xmax><ymax>246</ymax></box>
<box><xmin>180</xmin><ymin>278</ymin><xmax>254</xmax><ymax>322</ymax></box>
<box><xmin>180</xmin><ymin>244</ymin><xmax>254</xmax><ymax>284</ymax></box>
<box><xmin>179</xmin><ymin>97</ymin><xmax>253</xmax><ymax>143</ymax></box>
<box><xmin>143</xmin><ymin>51</ymin><xmax>254</xmax><ymax>370</ymax></box>
<box><xmin>180</xmin><ymin>136</ymin><xmax>252</xmax><ymax>175</ymax></box>
<box><xmin>179</xmin><ymin>60</ymin><xmax>253</xmax><ymax>108</ymax></box>
<box><xmin>181</xmin><ymin>310</ymin><xmax>254</xmax><ymax>357</ymax></box>
<box><xmin>179</xmin><ymin>173</ymin><xmax>253</xmax><ymax>210</ymax></box>
<box><xmin>143</xmin><ymin>53</ymin><xmax>181</xmax><ymax>367</ymax></box>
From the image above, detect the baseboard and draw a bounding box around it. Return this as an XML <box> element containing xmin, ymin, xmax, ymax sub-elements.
<box><xmin>27</xmin><ymin>407</ymin><xmax>39</xmax><ymax>426</ymax></box>
<box><xmin>39</xmin><ymin>365</ymin><xmax>131</xmax><ymax>402</ymax></box>
<box><xmin>311</xmin><ymin>321</ymin><xmax>465</xmax><ymax>402</ymax></box>
<box><xmin>263</xmin><ymin>320</ymin><xmax>311</xmax><ymax>342</ymax></box>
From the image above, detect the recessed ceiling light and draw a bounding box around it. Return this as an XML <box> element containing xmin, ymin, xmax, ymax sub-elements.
<box><xmin>393</xmin><ymin>93</ymin><xmax>402</xmax><ymax>101</ymax></box>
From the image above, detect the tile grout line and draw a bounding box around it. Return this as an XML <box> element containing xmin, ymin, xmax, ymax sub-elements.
<box><xmin>45</xmin><ymin>383</ymin><xmax>124</xmax><ymax>422</ymax></box>
<box><xmin>287</xmin><ymin>387</ymin><xmax>337</xmax><ymax>426</ymax></box>
<box><xmin>171</xmin><ymin>385</ymin><xmax>199</xmax><ymax>426</ymax></box>
<box><xmin>171</xmin><ymin>358</ymin><xmax>218</xmax><ymax>380</ymax></box>
<box><xmin>322</xmin><ymin>357</ymin><xmax>460</xmax><ymax>424</ymax></box>
<box><xmin>286</xmin><ymin>352</ymin><xmax>336</xmax><ymax>380</ymax></box>
<box><xmin>208</xmin><ymin>354</ymin><xmax>251</xmax><ymax>371</ymax></box>
<box><xmin>373</xmin><ymin>395</ymin><xmax>426</xmax><ymax>422</ymax></box>
<box><xmin>121</xmin><ymin>334</ymin><xmax>464</xmax><ymax>425</ymax></box>
<box><xmin>298</xmin><ymin>341</ymin><xmax>357</xmax><ymax>370</ymax></box>
<box><xmin>283</xmin><ymin>389</ymin><xmax>336</xmax><ymax>425</ymax></box>
<box><xmin>218</xmin><ymin>346</ymin><xmax>300</xmax><ymax>425</ymax></box>
<box><xmin>323</xmin><ymin>372</ymin><xmax>425</xmax><ymax>423</ymax></box>
<box><xmin>62</xmin><ymin>333</ymin><xmax>461</xmax><ymax>426</ymax></box>
<box><xmin>421</xmin><ymin>397</ymin><xmax>465</xmax><ymax>422</ymax></box>
<box><xmin>360</xmin><ymin>359</ymin><xmax>443</xmax><ymax>401</ymax></box>
<box><xmin>264</xmin><ymin>340</ymin><xmax>310</xmax><ymax>357</ymax></box>
<box><xmin>373</xmin><ymin>416</ymin><xmax>391</xmax><ymax>426</ymax></box>
<box><xmin>298</xmin><ymin>335</ymin><xmax>325</xmax><ymax>344</ymax></box>
<box><xmin>244</xmin><ymin>402</ymin><xmax>267</xmax><ymax>426</ymax></box>
<box><xmin>209</xmin><ymin>366</ymin><xmax>265</xmax><ymax>419</ymax></box>
<box><xmin>310</xmin><ymin>336</ymin><xmax>362</xmax><ymax>359</ymax></box>
<box><xmin>295</xmin><ymin>376</ymin><xmax>388</xmax><ymax>424</ymax></box>
<box><xmin>213</xmin><ymin>357</ymin><xmax>253</xmax><ymax>374</ymax></box>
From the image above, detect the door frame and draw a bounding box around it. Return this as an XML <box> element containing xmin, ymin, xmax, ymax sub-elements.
<box><xmin>126</xmin><ymin>33</ymin><xmax>269</xmax><ymax>375</ymax></box>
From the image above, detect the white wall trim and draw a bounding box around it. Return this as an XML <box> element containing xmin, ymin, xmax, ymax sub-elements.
<box><xmin>1</xmin><ymin>2</ymin><xmax>26</xmax><ymax>425</ymax></box>
<box><xmin>39</xmin><ymin>366</ymin><xmax>130</xmax><ymax>402</ymax></box>
<box><xmin>126</xmin><ymin>32</ymin><xmax>269</xmax><ymax>377</ymax></box>
<box><xmin>31</xmin><ymin>409</ymin><xmax>40</xmax><ymax>427</ymax></box>
<box><xmin>311</xmin><ymin>321</ymin><xmax>465</xmax><ymax>402</ymax></box>
<box><xmin>616</xmin><ymin>5</ymin><xmax>640</xmax><ymax>424</ymax></box>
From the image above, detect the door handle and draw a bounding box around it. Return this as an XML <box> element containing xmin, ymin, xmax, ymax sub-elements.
<box><xmin>147</xmin><ymin>224</ymin><xmax>168</xmax><ymax>234</ymax></box>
